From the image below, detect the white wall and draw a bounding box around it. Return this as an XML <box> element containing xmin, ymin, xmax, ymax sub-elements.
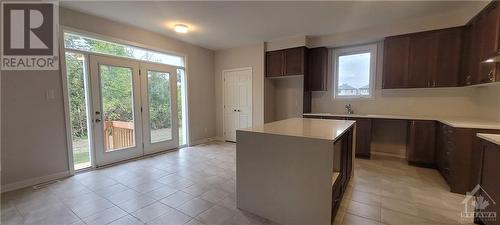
<box><xmin>1</xmin><ymin>7</ymin><xmax>216</xmax><ymax>189</ymax></box>
<box><xmin>272</xmin><ymin>77</ymin><xmax>304</xmax><ymax>121</ymax></box>
<box><xmin>266</xmin><ymin>36</ymin><xmax>309</xmax><ymax>52</ymax></box>
<box><xmin>214</xmin><ymin>44</ymin><xmax>265</xmax><ymax>138</ymax></box>
<box><xmin>474</xmin><ymin>85</ymin><xmax>500</xmax><ymax>122</ymax></box>
<box><xmin>1</xmin><ymin>70</ymin><xmax>70</xmax><ymax>189</ymax></box>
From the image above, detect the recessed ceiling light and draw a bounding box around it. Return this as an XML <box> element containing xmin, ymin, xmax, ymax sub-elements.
<box><xmin>174</xmin><ymin>24</ymin><xmax>189</xmax><ymax>33</ymax></box>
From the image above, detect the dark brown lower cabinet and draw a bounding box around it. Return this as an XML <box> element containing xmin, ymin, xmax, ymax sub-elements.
<box><xmin>303</xmin><ymin>115</ymin><xmax>372</xmax><ymax>159</ymax></box>
<box><xmin>406</xmin><ymin>120</ymin><xmax>436</xmax><ymax>167</ymax></box>
<box><xmin>475</xmin><ymin>139</ymin><xmax>500</xmax><ymax>225</ymax></box>
<box><xmin>331</xmin><ymin>127</ymin><xmax>353</xmax><ymax>224</ymax></box>
<box><xmin>354</xmin><ymin>118</ymin><xmax>372</xmax><ymax>159</ymax></box>
<box><xmin>436</xmin><ymin>125</ymin><xmax>500</xmax><ymax>194</ymax></box>
<box><xmin>303</xmin><ymin>115</ymin><xmax>500</xmax><ymax>195</ymax></box>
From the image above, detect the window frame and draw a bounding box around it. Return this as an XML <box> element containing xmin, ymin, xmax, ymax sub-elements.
<box><xmin>332</xmin><ymin>44</ymin><xmax>377</xmax><ymax>99</ymax></box>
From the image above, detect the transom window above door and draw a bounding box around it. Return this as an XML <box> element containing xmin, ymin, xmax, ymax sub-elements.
<box><xmin>333</xmin><ymin>44</ymin><xmax>377</xmax><ymax>99</ymax></box>
<box><xmin>64</xmin><ymin>32</ymin><xmax>184</xmax><ymax>67</ymax></box>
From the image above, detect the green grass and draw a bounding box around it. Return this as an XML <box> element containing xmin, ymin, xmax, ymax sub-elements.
<box><xmin>73</xmin><ymin>151</ymin><xmax>90</xmax><ymax>164</ymax></box>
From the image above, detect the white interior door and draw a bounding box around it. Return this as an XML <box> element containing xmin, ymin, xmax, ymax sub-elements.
<box><xmin>224</xmin><ymin>68</ymin><xmax>252</xmax><ymax>142</ymax></box>
<box><xmin>140</xmin><ymin>63</ymin><xmax>179</xmax><ymax>154</ymax></box>
<box><xmin>89</xmin><ymin>55</ymin><xmax>143</xmax><ymax>166</ymax></box>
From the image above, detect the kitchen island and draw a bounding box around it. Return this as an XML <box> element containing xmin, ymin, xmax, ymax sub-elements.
<box><xmin>236</xmin><ymin>118</ymin><xmax>355</xmax><ymax>225</ymax></box>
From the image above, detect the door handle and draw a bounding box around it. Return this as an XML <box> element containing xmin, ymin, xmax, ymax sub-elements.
<box><xmin>95</xmin><ymin>111</ymin><xmax>101</xmax><ymax>123</ymax></box>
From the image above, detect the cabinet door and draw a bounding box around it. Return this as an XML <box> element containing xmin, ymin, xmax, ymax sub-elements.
<box><xmin>477</xmin><ymin>3</ymin><xmax>499</xmax><ymax>61</ymax></box>
<box><xmin>408</xmin><ymin>32</ymin><xmax>438</xmax><ymax>88</ymax></box>
<box><xmin>476</xmin><ymin>3</ymin><xmax>499</xmax><ymax>84</ymax></box>
<box><xmin>308</xmin><ymin>47</ymin><xmax>328</xmax><ymax>91</ymax></box>
<box><xmin>382</xmin><ymin>36</ymin><xmax>410</xmax><ymax>89</ymax></box>
<box><xmin>284</xmin><ymin>47</ymin><xmax>305</xmax><ymax>76</ymax></box>
<box><xmin>435</xmin><ymin>28</ymin><xmax>462</xmax><ymax>87</ymax></box>
<box><xmin>354</xmin><ymin>118</ymin><xmax>372</xmax><ymax>159</ymax></box>
<box><xmin>407</xmin><ymin>120</ymin><xmax>436</xmax><ymax>166</ymax></box>
<box><xmin>480</xmin><ymin>141</ymin><xmax>500</xmax><ymax>225</ymax></box>
<box><xmin>266</xmin><ymin>50</ymin><xmax>284</xmax><ymax>77</ymax></box>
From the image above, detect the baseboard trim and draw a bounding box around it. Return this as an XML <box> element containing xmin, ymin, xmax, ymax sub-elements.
<box><xmin>371</xmin><ymin>151</ymin><xmax>406</xmax><ymax>159</ymax></box>
<box><xmin>189</xmin><ymin>137</ymin><xmax>221</xmax><ymax>146</ymax></box>
<box><xmin>212</xmin><ymin>136</ymin><xmax>225</xmax><ymax>141</ymax></box>
<box><xmin>1</xmin><ymin>171</ymin><xmax>71</xmax><ymax>193</ymax></box>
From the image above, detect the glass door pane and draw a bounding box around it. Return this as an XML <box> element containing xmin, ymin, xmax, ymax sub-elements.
<box><xmin>89</xmin><ymin>55</ymin><xmax>142</xmax><ymax>166</ymax></box>
<box><xmin>100</xmin><ymin>65</ymin><xmax>136</xmax><ymax>151</ymax></box>
<box><xmin>148</xmin><ymin>70</ymin><xmax>172</xmax><ymax>143</ymax></box>
<box><xmin>141</xmin><ymin>63</ymin><xmax>179</xmax><ymax>154</ymax></box>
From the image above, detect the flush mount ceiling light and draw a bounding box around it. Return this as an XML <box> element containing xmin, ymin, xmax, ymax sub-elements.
<box><xmin>174</xmin><ymin>24</ymin><xmax>189</xmax><ymax>33</ymax></box>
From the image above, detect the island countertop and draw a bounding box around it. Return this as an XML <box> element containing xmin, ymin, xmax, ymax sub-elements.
<box><xmin>240</xmin><ymin>117</ymin><xmax>355</xmax><ymax>141</ymax></box>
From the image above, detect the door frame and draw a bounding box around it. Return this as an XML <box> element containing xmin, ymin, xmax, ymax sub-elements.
<box><xmin>222</xmin><ymin>67</ymin><xmax>253</xmax><ymax>141</ymax></box>
<box><xmin>61</xmin><ymin>27</ymin><xmax>190</xmax><ymax>174</ymax></box>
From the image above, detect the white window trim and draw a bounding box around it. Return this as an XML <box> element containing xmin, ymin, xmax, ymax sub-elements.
<box><xmin>332</xmin><ymin>44</ymin><xmax>377</xmax><ymax>99</ymax></box>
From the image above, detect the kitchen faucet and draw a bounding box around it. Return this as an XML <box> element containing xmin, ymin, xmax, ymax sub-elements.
<box><xmin>345</xmin><ymin>104</ymin><xmax>354</xmax><ymax>114</ymax></box>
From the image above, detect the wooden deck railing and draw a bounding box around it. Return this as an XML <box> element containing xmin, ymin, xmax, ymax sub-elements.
<box><xmin>104</xmin><ymin>121</ymin><xmax>134</xmax><ymax>150</ymax></box>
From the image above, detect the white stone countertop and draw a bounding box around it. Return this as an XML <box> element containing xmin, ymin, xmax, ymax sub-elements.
<box><xmin>239</xmin><ymin>117</ymin><xmax>355</xmax><ymax>141</ymax></box>
<box><xmin>303</xmin><ymin>113</ymin><xmax>500</xmax><ymax>130</ymax></box>
<box><xmin>477</xmin><ymin>133</ymin><xmax>500</xmax><ymax>146</ymax></box>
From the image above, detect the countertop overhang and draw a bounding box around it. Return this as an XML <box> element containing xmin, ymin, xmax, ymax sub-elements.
<box><xmin>239</xmin><ymin>118</ymin><xmax>355</xmax><ymax>141</ymax></box>
<box><xmin>303</xmin><ymin>113</ymin><xmax>500</xmax><ymax>130</ymax></box>
<box><xmin>477</xmin><ymin>133</ymin><xmax>500</xmax><ymax>145</ymax></box>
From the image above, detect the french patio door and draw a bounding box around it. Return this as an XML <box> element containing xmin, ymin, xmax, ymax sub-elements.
<box><xmin>140</xmin><ymin>62</ymin><xmax>179</xmax><ymax>154</ymax></box>
<box><xmin>89</xmin><ymin>55</ymin><xmax>178</xmax><ymax>166</ymax></box>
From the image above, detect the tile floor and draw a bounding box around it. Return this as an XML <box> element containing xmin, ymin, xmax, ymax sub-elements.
<box><xmin>1</xmin><ymin>141</ymin><xmax>473</xmax><ymax>225</ymax></box>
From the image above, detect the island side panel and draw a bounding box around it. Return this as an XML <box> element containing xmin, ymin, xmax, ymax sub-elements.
<box><xmin>236</xmin><ymin>130</ymin><xmax>334</xmax><ymax>225</ymax></box>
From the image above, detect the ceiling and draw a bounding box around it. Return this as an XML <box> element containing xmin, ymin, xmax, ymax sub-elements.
<box><xmin>61</xmin><ymin>1</ymin><xmax>488</xmax><ymax>50</ymax></box>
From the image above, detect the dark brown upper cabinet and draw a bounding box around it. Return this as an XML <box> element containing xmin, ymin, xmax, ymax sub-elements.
<box><xmin>265</xmin><ymin>50</ymin><xmax>285</xmax><ymax>77</ymax></box>
<box><xmin>476</xmin><ymin>2</ymin><xmax>499</xmax><ymax>62</ymax></box>
<box><xmin>307</xmin><ymin>47</ymin><xmax>328</xmax><ymax>91</ymax></box>
<box><xmin>284</xmin><ymin>47</ymin><xmax>306</xmax><ymax>76</ymax></box>
<box><xmin>265</xmin><ymin>47</ymin><xmax>307</xmax><ymax>77</ymax></box>
<box><xmin>462</xmin><ymin>1</ymin><xmax>499</xmax><ymax>85</ymax></box>
<box><xmin>434</xmin><ymin>28</ymin><xmax>462</xmax><ymax>87</ymax></box>
<box><xmin>382</xmin><ymin>36</ymin><xmax>410</xmax><ymax>89</ymax></box>
<box><xmin>383</xmin><ymin>27</ymin><xmax>463</xmax><ymax>89</ymax></box>
<box><xmin>475</xmin><ymin>3</ymin><xmax>499</xmax><ymax>84</ymax></box>
<box><xmin>407</xmin><ymin>32</ymin><xmax>438</xmax><ymax>88</ymax></box>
